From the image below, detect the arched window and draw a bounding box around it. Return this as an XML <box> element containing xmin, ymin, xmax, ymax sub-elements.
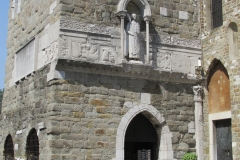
<box><xmin>4</xmin><ymin>135</ymin><xmax>14</xmax><ymax>160</ymax></box>
<box><xmin>26</xmin><ymin>129</ymin><xmax>39</xmax><ymax>160</ymax></box>
<box><xmin>228</xmin><ymin>22</ymin><xmax>239</xmax><ymax>60</ymax></box>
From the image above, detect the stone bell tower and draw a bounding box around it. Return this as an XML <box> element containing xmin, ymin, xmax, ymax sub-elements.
<box><xmin>1</xmin><ymin>0</ymin><xmax>202</xmax><ymax>159</ymax></box>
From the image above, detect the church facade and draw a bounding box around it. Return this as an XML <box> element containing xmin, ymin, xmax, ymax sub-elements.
<box><xmin>1</xmin><ymin>0</ymin><xmax>203</xmax><ymax>160</ymax></box>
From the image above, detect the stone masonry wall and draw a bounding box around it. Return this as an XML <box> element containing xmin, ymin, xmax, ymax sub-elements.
<box><xmin>45</xmin><ymin>70</ymin><xmax>195</xmax><ymax>159</ymax></box>
<box><xmin>201</xmin><ymin>0</ymin><xmax>240</xmax><ymax>159</ymax></box>
<box><xmin>59</xmin><ymin>0</ymin><xmax>200</xmax><ymax>39</ymax></box>
<box><xmin>1</xmin><ymin>65</ymin><xmax>195</xmax><ymax>159</ymax></box>
<box><xmin>0</xmin><ymin>66</ymin><xmax>51</xmax><ymax>159</ymax></box>
<box><xmin>5</xmin><ymin>0</ymin><xmax>60</xmax><ymax>88</ymax></box>
<box><xmin>5</xmin><ymin>0</ymin><xmax>200</xmax><ymax>89</ymax></box>
<box><xmin>2</xmin><ymin>0</ymin><xmax>199</xmax><ymax>159</ymax></box>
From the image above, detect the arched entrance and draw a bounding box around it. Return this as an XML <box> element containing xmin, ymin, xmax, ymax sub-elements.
<box><xmin>26</xmin><ymin>129</ymin><xmax>39</xmax><ymax>160</ymax></box>
<box><xmin>125</xmin><ymin>113</ymin><xmax>158</xmax><ymax>160</ymax></box>
<box><xmin>114</xmin><ymin>103</ymin><xmax>173</xmax><ymax>160</ymax></box>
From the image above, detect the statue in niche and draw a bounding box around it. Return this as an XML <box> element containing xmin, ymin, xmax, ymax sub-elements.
<box><xmin>126</xmin><ymin>13</ymin><xmax>140</xmax><ymax>60</ymax></box>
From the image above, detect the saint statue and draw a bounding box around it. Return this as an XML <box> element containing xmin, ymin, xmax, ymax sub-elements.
<box><xmin>126</xmin><ymin>13</ymin><xmax>140</xmax><ymax>60</ymax></box>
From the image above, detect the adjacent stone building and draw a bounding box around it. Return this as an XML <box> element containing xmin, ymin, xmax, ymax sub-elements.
<box><xmin>201</xmin><ymin>0</ymin><xmax>240</xmax><ymax>159</ymax></box>
<box><xmin>0</xmin><ymin>0</ymin><xmax>201</xmax><ymax>160</ymax></box>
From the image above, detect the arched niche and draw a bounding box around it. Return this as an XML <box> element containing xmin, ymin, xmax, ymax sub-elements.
<box><xmin>228</xmin><ymin>22</ymin><xmax>239</xmax><ymax>60</ymax></box>
<box><xmin>4</xmin><ymin>134</ymin><xmax>14</xmax><ymax>160</ymax></box>
<box><xmin>207</xmin><ymin>61</ymin><xmax>231</xmax><ymax>113</ymax></box>
<box><xmin>117</xmin><ymin>0</ymin><xmax>151</xmax><ymax>17</ymax></box>
<box><xmin>26</xmin><ymin>128</ymin><xmax>39</xmax><ymax>160</ymax></box>
<box><xmin>117</xmin><ymin>0</ymin><xmax>151</xmax><ymax>63</ymax></box>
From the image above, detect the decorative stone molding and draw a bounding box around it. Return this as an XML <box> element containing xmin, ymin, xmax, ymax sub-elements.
<box><xmin>143</xmin><ymin>34</ymin><xmax>201</xmax><ymax>49</ymax></box>
<box><xmin>114</xmin><ymin>103</ymin><xmax>174</xmax><ymax>160</ymax></box>
<box><xmin>60</xmin><ymin>20</ymin><xmax>120</xmax><ymax>37</ymax></box>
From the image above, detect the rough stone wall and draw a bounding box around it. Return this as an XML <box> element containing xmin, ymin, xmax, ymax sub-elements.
<box><xmin>4</xmin><ymin>0</ymin><xmax>201</xmax><ymax>89</ymax></box>
<box><xmin>5</xmin><ymin>0</ymin><xmax>60</xmax><ymax>88</ymax></box>
<box><xmin>59</xmin><ymin>0</ymin><xmax>200</xmax><ymax>39</ymax></box>
<box><xmin>2</xmin><ymin>0</ymin><xmax>200</xmax><ymax>159</ymax></box>
<box><xmin>0</xmin><ymin>66</ymin><xmax>50</xmax><ymax>159</ymax></box>
<box><xmin>41</xmin><ymin>70</ymin><xmax>195</xmax><ymax>159</ymax></box>
<box><xmin>0</xmin><ymin>67</ymin><xmax>195</xmax><ymax>159</ymax></box>
<box><xmin>201</xmin><ymin>0</ymin><xmax>240</xmax><ymax>159</ymax></box>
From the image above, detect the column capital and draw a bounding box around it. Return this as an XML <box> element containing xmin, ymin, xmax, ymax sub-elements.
<box><xmin>144</xmin><ymin>16</ymin><xmax>151</xmax><ymax>22</ymax></box>
<box><xmin>117</xmin><ymin>10</ymin><xmax>127</xmax><ymax>18</ymax></box>
<box><xmin>193</xmin><ymin>85</ymin><xmax>203</xmax><ymax>102</ymax></box>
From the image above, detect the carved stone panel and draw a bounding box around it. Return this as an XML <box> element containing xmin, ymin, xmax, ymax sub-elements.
<box><xmin>72</xmin><ymin>41</ymin><xmax>81</xmax><ymax>58</ymax></box>
<box><xmin>37</xmin><ymin>41</ymin><xmax>58</xmax><ymax>69</ymax></box>
<box><xmin>100</xmin><ymin>47</ymin><xmax>116</xmax><ymax>64</ymax></box>
<box><xmin>60</xmin><ymin>20</ymin><xmax>120</xmax><ymax>37</ymax></box>
<box><xmin>171</xmin><ymin>55</ymin><xmax>190</xmax><ymax>73</ymax></box>
<box><xmin>81</xmin><ymin>43</ymin><xmax>99</xmax><ymax>61</ymax></box>
<box><xmin>59</xmin><ymin>38</ymin><xmax>69</xmax><ymax>58</ymax></box>
<box><xmin>157</xmin><ymin>52</ymin><xmax>171</xmax><ymax>70</ymax></box>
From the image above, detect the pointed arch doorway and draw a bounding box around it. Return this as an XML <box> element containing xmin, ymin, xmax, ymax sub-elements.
<box><xmin>124</xmin><ymin>113</ymin><xmax>158</xmax><ymax>160</ymax></box>
<box><xmin>114</xmin><ymin>104</ymin><xmax>173</xmax><ymax>160</ymax></box>
<box><xmin>207</xmin><ymin>60</ymin><xmax>232</xmax><ymax>160</ymax></box>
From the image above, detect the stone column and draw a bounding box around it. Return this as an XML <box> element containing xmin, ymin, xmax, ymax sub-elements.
<box><xmin>193</xmin><ymin>86</ymin><xmax>204</xmax><ymax>160</ymax></box>
<box><xmin>118</xmin><ymin>11</ymin><xmax>127</xmax><ymax>59</ymax></box>
<box><xmin>144</xmin><ymin>16</ymin><xmax>151</xmax><ymax>63</ymax></box>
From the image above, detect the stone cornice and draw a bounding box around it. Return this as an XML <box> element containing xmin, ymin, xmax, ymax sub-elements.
<box><xmin>55</xmin><ymin>59</ymin><xmax>197</xmax><ymax>84</ymax></box>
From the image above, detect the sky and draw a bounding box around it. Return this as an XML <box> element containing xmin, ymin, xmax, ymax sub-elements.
<box><xmin>0</xmin><ymin>1</ymin><xmax>9</xmax><ymax>89</ymax></box>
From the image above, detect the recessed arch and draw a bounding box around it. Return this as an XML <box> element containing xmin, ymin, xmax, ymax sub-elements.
<box><xmin>114</xmin><ymin>103</ymin><xmax>173</xmax><ymax>160</ymax></box>
<box><xmin>4</xmin><ymin>134</ymin><xmax>14</xmax><ymax>160</ymax></box>
<box><xmin>117</xmin><ymin>0</ymin><xmax>151</xmax><ymax>17</ymax></box>
<box><xmin>207</xmin><ymin>61</ymin><xmax>231</xmax><ymax>113</ymax></box>
<box><xmin>26</xmin><ymin>128</ymin><xmax>39</xmax><ymax>160</ymax></box>
<box><xmin>228</xmin><ymin>22</ymin><xmax>239</xmax><ymax>60</ymax></box>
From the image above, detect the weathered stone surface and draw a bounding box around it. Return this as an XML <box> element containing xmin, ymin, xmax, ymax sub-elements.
<box><xmin>1</xmin><ymin>0</ymin><xmax>199</xmax><ymax>159</ymax></box>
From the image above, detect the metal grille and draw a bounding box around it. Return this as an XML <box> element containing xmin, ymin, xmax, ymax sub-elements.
<box><xmin>212</xmin><ymin>0</ymin><xmax>223</xmax><ymax>28</ymax></box>
<box><xmin>4</xmin><ymin>135</ymin><xmax>14</xmax><ymax>160</ymax></box>
<box><xmin>26</xmin><ymin>129</ymin><xmax>39</xmax><ymax>160</ymax></box>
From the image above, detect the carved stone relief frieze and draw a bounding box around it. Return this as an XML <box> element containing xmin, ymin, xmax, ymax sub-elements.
<box><xmin>171</xmin><ymin>55</ymin><xmax>191</xmax><ymax>73</ymax></box>
<box><xmin>59</xmin><ymin>38</ymin><xmax>69</xmax><ymax>58</ymax></box>
<box><xmin>44</xmin><ymin>42</ymin><xmax>58</xmax><ymax>64</ymax></box>
<box><xmin>70</xmin><ymin>41</ymin><xmax>100</xmax><ymax>61</ymax></box>
<box><xmin>100</xmin><ymin>47</ymin><xmax>116</xmax><ymax>63</ymax></box>
<box><xmin>37</xmin><ymin>41</ymin><xmax>58</xmax><ymax>70</ymax></box>
<box><xmin>142</xmin><ymin>34</ymin><xmax>201</xmax><ymax>49</ymax></box>
<box><xmin>59</xmin><ymin>35</ymin><xmax>120</xmax><ymax>63</ymax></box>
<box><xmin>157</xmin><ymin>52</ymin><xmax>171</xmax><ymax>70</ymax></box>
<box><xmin>60</xmin><ymin>20</ymin><xmax>120</xmax><ymax>38</ymax></box>
<box><xmin>155</xmin><ymin>49</ymin><xmax>192</xmax><ymax>74</ymax></box>
<box><xmin>81</xmin><ymin>43</ymin><xmax>99</xmax><ymax>61</ymax></box>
